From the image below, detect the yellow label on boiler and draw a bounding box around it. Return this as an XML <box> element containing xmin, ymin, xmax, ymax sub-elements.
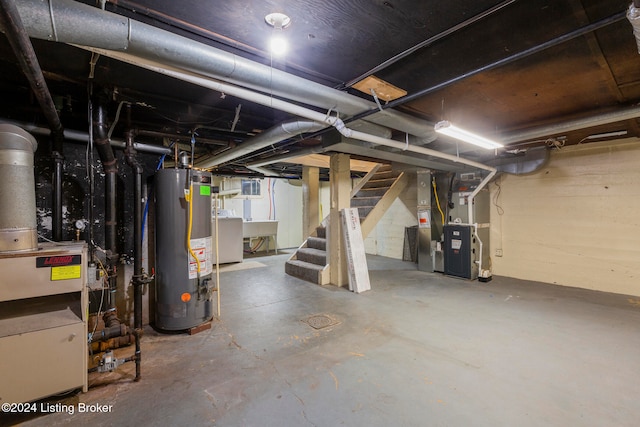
<box><xmin>51</xmin><ymin>265</ymin><xmax>81</xmax><ymax>281</ymax></box>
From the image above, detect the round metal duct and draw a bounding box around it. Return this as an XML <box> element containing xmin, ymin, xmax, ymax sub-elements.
<box><xmin>0</xmin><ymin>124</ymin><xmax>38</xmax><ymax>252</ymax></box>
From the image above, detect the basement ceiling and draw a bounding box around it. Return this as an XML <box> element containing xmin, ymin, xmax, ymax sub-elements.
<box><xmin>0</xmin><ymin>0</ymin><xmax>639</xmax><ymax>177</ymax></box>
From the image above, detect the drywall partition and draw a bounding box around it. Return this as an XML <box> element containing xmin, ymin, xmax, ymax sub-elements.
<box><xmin>489</xmin><ymin>138</ymin><xmax>640</xmax><ymax>296</ymax></box>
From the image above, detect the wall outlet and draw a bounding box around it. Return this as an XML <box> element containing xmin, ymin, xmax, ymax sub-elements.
<box><xmin>495</xmin><ymin>249</ymin><xmax>503</xmax><ymax>257</ymax></box>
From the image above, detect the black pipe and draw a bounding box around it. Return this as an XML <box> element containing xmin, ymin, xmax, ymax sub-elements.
<box><xmin>52</xmin><ymin>152</ymin><xmax>64</xmax><ymax>241</ymax></box>
<box><xmin>341</xmin><ymin>0</ymin><xmax>517</xmax><ymax>89</ymax></box>
<box><xmin>0</xmin><ymin>0</ymin><xmax>62</xmax><ymax>134</ymax></box>
<box><xmin>125</xmin><ymin>129</ymin><xmax>143</xmax><ymax>382</ymax></box>
<box><xmin>93</xmin><ymin>99</ymin><xmax>119</xmax><ymax>309</ymax></box>
<box><xmin>93</xmin><ymin>323</ymin><xmax>129</xmax><ymax>342</ymax></box>
<box><xmin>87</xmin><ymin>91</ymin><xmax>95</xmax><ymax>258</ymax></box>
<box><xmin>344</xmin><ymin>11</ymin><xmax>627</xmax><ymax>126</ymax></box>
<box><xmin>136</xmin><ymin>129</ymin><xmax>228</xmax><ymax>146</ymax></box>
<box><xmin>0</xmin><ymin>0</ymin><xmax>66</xmax><ymax>240</ymax></box>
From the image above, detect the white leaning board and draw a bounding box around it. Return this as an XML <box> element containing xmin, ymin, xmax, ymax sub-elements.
<box><xmin>341</xmin><ymin>208</ymin><xmax>371</xmax><ymax>293</ymax></box>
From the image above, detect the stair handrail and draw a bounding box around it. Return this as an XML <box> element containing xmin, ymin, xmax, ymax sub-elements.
<box><xmin>350</xmin><ymin>163</ymin><xmax>382</xmax><ymax>198</ymax></box>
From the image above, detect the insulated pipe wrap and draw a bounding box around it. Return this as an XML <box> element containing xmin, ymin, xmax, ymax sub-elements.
<box><xmin>627</xmin><ymin>4</ymin><xmax>640</xmax><ymax>53</ymax></box>
<box><xmin>0</xmin><ymin>124</ymin><xmax>38</xmax><ymax>252</ymax></box>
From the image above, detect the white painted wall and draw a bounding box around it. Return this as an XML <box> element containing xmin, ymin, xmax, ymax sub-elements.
<box><xmin>364</xmin><ymin>172</ymin><xmax>418</xmax><ymax>259</ymax></box>
<box><xmin>319</xmin><ymin>181</ymin><xmax>330</xmax><ymax>222</ymax></box>
<box><xmin>489</xmin><ymin>138</ymin><xmax>640</xmax><ymax>296</ymax></box>
<box><xmin>216</xmin><ymin>178</ymin><xmax>304</xmax><ymax>250</ymax></box>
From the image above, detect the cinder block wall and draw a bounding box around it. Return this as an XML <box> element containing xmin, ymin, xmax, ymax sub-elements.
<box><xmin>489</xmin><ymin>139</ymin><xmax>640</xmax><ymax>296</ymax></box>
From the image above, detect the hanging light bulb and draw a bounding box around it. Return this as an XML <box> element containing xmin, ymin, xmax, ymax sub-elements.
<box><xmin>265</xmin><ymin>12</ymin><xmax>291</xmax><ymax>57</ymax></box>
<box><xmin>269</xmin><ymin>34</ymin><xmax>288</xmax><ymax>56</ymax></box>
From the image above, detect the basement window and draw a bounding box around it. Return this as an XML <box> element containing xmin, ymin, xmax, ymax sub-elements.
<box><xmin>241</xmin><ymin>179</ymin><xmax>261</xmax><ymax>197</ymax></box>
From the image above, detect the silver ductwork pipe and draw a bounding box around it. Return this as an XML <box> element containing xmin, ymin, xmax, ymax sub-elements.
<box><xmin>0</xmin><ymin>119</ymin><xmax>171</xmax><ymax>155</ymax></box>
<box><xmin>0</xmin><ymin>124</ymin><xmax>38</xmax><ymax>252</ymax></box>
<box><xmin>502</xmin><ymin>104</ymin><xmax>640</xmax><ymax>144</ymax></box>
<box><xmin>196</xmin><ymin>120</ymin><xmax>326</xmax><ymax>169</ymax></box>
<box><xmin>246</xmin><ymin>165</ymin><xmax>285</xmax><ymax>177</ymax></box>
<box><xmin>488</xmin><ymin>147</ymin><xmax>549</xmax><ymax>175</ymax></box>
<box><xmin>628</xmin><ymin>3</ymin><xmax>640</xmax><ymax>53</ymax></box>
<box><xmin>6</xmin><ymin>0</ymin><xmax>435</xmax><ymax>140</ymax></box>
<box><xmin>247</xmin><ymin>145</ymin><xmax>331</xmax><ymax>168</ymax></box>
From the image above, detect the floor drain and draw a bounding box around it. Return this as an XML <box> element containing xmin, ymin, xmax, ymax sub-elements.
<box><xmin>303</xmin><ymin>314</ymin><xmax>340</xmax><ymax>330</ymax></box>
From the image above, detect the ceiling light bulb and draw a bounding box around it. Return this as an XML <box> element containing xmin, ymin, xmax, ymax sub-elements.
<box><xmin>434</xmin><ymin>120</ymin><xmax>503</xmax><ymax>149</ymax></box>
<box><xmin>265</xmin><ymin>12</ymin><xmax>291</xmax><ymax>57</ymax></box>
<box><xmin>269</xmin><ymin>35</ymin><xmax>288</xmax><ymax>56</ymax></box>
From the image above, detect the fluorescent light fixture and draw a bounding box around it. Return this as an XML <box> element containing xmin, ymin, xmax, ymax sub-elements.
<box><xmin>584</xmin><ymin>130</ymin><xmax>627</xmax><ymax>140</ymax></box>
<box><xmin>434</xmin><ymin>120</ymin><xmax>503</xmax><ymax>149</ymax></box>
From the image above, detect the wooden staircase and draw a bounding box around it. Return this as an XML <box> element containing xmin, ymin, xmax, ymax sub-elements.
<box><xmin>285</xmin><ymin>164</ymin><xmax>408</xmax><ymax>285</ymax></box>
<box><xmin>284</xmin><ymin>223</ymin><xmax>330</xmax><ymax>285</ymax></box>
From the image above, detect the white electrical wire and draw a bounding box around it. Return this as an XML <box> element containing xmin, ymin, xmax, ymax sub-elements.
<box><xmin>37</xmin><ymin>233</ymin><xmax>67</xmax><ymax>245</ymax></box>
<box><xmin>107</xmin><ymin>101</ymin><xmax>127</xmax><ymax>140</ymax></box>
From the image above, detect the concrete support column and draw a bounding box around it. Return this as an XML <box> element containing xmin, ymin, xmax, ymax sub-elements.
<box><xmin>329</xmin><ymin>153</ymin><xmax>350</xmax><ymax>287</ymax></box>
<box><xmin>302</xmin><ymin>166</ymin><xmax>320</xmax><ymax>237</ymax></box>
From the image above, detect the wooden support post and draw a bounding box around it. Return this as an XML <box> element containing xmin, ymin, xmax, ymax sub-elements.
<box><xmin>329</xmin><ymin>153</ymin><xmax>350</xmax><ymax>287</ymax></box>
<box><xmin>302</xmin><ymin>166</ymin><xmax>320</xmax><ymax>237</ymax></box>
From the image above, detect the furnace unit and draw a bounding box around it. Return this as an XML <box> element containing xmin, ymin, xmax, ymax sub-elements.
<box><xmin>0</xmin><ymin>125</ymin><xmax>87</xmax><ymax>403</ymax></box>
<box><xmin>443</xmin><ymin>224</ymin><xmax>477</xmax><ymax>279</ymax></box>
<box><xmin>443</xmin><ymin>172</ymin><xmax>491</xmax><ymax>281</ymax></box>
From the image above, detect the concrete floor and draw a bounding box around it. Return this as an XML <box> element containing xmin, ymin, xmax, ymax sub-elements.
<box><xmin>4</xmin><ymin>253</ymin><xmax>640</xmax><ymax>426</ymax></box>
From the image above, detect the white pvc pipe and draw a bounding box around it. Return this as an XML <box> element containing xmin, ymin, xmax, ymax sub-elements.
<box><xmin>467</xmin><ymin>169</ymin><xmax>497</xmax><ymax>277</ymax></box>
<box><xmin>467</xmin><ymin>169</ymin><xmax>497</xmax><ymax>228</ymax></box>
<box><xmin>246</xmin><ymin>165</ymin><xmax>284</xmax><ymax>177</ymax></box>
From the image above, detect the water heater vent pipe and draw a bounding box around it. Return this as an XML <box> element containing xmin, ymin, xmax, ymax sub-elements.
<box><xmin>0</xmin><ymin>124</ymin><xmax>38</xmax><ymax>252</ymax></box>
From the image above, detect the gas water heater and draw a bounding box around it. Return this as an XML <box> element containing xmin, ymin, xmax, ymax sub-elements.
<box><xmin>155</xmin><ymin>167</ymin><xmax>213</xmax><ymax>331</ymax></box>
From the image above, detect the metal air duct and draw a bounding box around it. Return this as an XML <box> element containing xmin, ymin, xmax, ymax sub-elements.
<box><xmin>4</xmin><ymin>0</ymin><xmax>435</xmax><ymax>140</ymax></box>
<box><xmin>0</xmin><ymin>0</ymin><xmax>65</xmax><ymax>241</ymax></box>
<box><xmin>502</xmin><ymin>104</ymin><xmax>640</xmax><ymax>145</ymax></box>
<box><xmin>0</xmin><ymin>124</ymin><xmax>38</xmax><ymax>252</ymax></box>
<box><xmin>195</xmin><ymin>120</ymin><xmax>326</xmax><ymax>169</ymax></box>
